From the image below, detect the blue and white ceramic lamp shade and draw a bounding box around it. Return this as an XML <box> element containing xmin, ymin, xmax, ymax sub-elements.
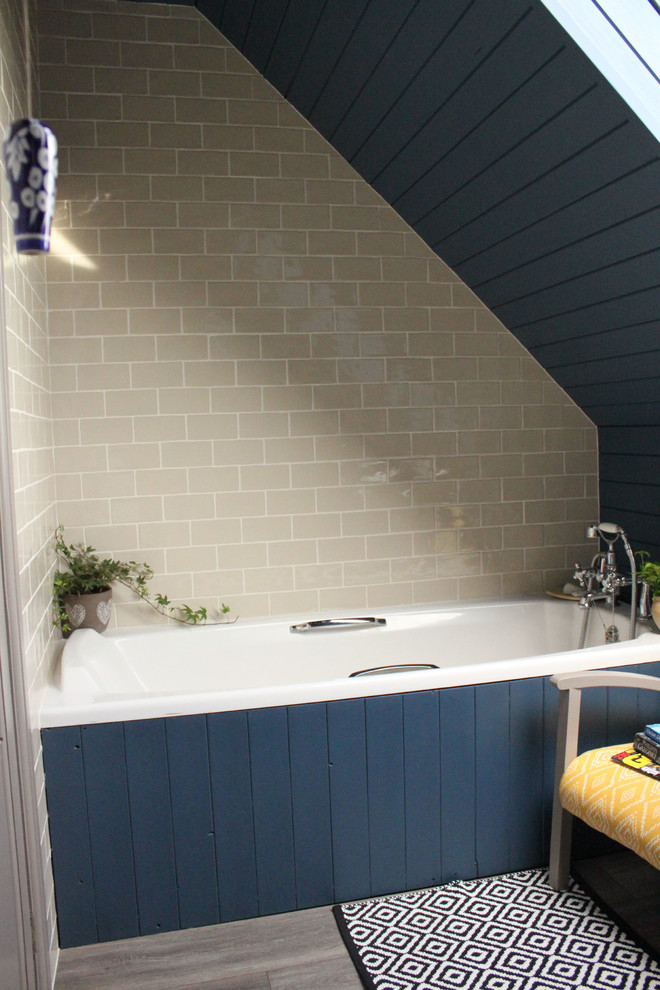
<box><xmin>3</xmin><ymin>119</ymin><xmax>58</xmax><ymax>254</ymax></box>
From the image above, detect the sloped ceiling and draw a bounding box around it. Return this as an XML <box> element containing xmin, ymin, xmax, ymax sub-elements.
<box><xmin>138</xmin><ymin>0</ymin><xmax>660</xmax><ymax>550</ymax></box>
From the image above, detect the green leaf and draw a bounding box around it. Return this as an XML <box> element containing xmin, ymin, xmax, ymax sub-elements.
<box><xmin>53</xmin><ymin>526</ymin><xmax>232</xmax><ymax>630</ymax></box>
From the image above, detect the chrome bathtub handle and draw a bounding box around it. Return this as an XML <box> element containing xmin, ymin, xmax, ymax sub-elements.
<box><xmin>290</xmin><ymin>616</ymin><xmax>387</xmax><ymax>633</ymax></box>
<box><xmin>350</xmin><ymin>663</ymin><xmax>439</xmax><ymax>677</ymax></box>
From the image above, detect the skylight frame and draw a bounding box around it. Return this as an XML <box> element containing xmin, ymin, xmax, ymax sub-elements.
<box><xmin>539</xmin><ymin>0</ymin><xmax>660</xmax><ymax>144</ymax></box>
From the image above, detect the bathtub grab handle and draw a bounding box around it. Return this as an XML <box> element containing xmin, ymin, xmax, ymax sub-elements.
<box><xmin>290</xmin><ymin>616</ymin><xmax>387</xmax><ymax>632</ymax></box>
<box><xmin>350</xmin><ymin>663</ymin><xmax>439</xmax><ymax>677</ymax></box>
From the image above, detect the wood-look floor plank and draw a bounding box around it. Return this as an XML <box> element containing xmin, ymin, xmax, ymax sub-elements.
<box><xmin>268</xmin><ymin>955</ymin><xmax>363</xmax><ymax>990</ymax></box>
<box><xmin>177</xmin><ymin>977</ymin><xmax>269</xmax><ymax>990</ymax></box>
<box><xmin>54</xmin><ymin>906</ymin><xmax>360</xmax><ymax>990</ymax></box>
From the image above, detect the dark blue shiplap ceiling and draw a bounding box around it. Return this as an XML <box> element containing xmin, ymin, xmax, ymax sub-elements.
<box><xmin>133</xmin><ymin>0</ymin><xmax>660</xmax><ymax>553</ymax></box>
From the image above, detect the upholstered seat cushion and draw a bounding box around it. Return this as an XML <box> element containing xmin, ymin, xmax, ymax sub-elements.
<box><xmin>560</xmin><ymin>743</ymin><xmax>660</xmax><ymax>871</ymax></box>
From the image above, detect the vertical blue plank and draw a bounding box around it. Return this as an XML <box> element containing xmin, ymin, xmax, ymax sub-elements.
<box><xmin>578</xmin><ymin>682</ymin><xmax>608</xmax><ymax>753</ymax></box>
<box><xmin>366</xmin><ymin>694</ymin><xmax>406</xmax><ymax>896</ymax></box>
<box><xmin>541</xmin><ymin>675</ymin><xmax>560</xmax><ymax>858</ymax></box>
<box><xmin>475</xmin><ymin>682</ymin><xmax>510</xmax><ymax>877</ymax></box>
<box><xmin>403</xmin><ymin>691</ymin><xmax>442</xmax><ymax>890</ymax></box>
<box><xmin>81</xmin><ymin>723</ymin><xmax>139</xmax><ymax>941</ymax></box>
<box><xmin>248</xmin><ymin>707</ymin><xmax>297</xmax><ymax>916</ymax></box>
<box><xmin>439</xmin><ymin>686</ymin><xmax>477</xmax><ymax>883</ymax></box>
<box><xmin>166</xmin><ymin>715</ymin><xmax>219</xmax><ymax>929</ymax></box>
<box><xmin>288</xmin><ymin>703</ymin><xmax>334</xmax><ymax>908</ymax></box>
<box><xmin>508</xmin><ymin>678</ymin><xmax>544</xmax><ymax>871</ymax></box>
<box><xmin>124</xmin><ymin>719</ymin><xmax>179</xmax><ymax>935</ymax></box>
<box><xmin>207</xmin><ymin>711</ymin><xmax>258</xmax><ymax>921</ymax></box>
<box><xmin>41</xmin><ymin>727</ymin><xmax>97</xmax><ymax>947</ymax></box>
<box><xmin>636</xmin><ymin>660</ymin><xmax>660</xmax><ymax>727</ymax></box>
<box><xmin>327</xmin><ymin>699</ymin><xmax>370</xmax><ymax>902</ymax></box>
<box><xmin>607</xmin><ymin>670</ymin><xmax>641</xmax><ymax>746</ymax></box>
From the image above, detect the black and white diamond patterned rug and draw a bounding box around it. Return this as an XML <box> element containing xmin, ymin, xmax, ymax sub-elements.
<box><xmin>333</xmin><ymin>869</ymin><xmax>660</xmax><ymax>990</ymax></box>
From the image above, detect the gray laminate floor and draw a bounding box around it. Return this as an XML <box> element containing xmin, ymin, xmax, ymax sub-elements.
<box><xmin>53</xmin><ymin>905</ymin><xmax>364</xmax><ymax>990</ymax></box>
<box><xmin>52</xmin><ymin>852</ymin><xmax>660</xmax><ymax>989</ymax></box>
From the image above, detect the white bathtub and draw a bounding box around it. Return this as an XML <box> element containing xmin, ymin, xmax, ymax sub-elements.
<box><xmin>40</xmin><ymin>596</ymin><xmax>660</xmax><ymax>727</ymax></box>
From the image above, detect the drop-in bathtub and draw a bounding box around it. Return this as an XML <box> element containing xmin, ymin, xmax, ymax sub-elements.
<box><xmin>41</xmin><ymin>595</ymin><xmax>660</xmax><ymax>727</ymax></box>
<box><xmin>40</xmin><ymin>595</ymin><xmax>660</xmax><ymax>948</ymax></box>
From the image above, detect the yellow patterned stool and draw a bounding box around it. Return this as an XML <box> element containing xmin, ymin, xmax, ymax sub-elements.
<box><xmin>560</xmin><ymin>743</ymin><xmax>660</xmax><ymax>872</ymax></box>
<box><xmin>548</xmin><ymin>670</ymin><xmax>660</xmax><ymax>891</ymax></box>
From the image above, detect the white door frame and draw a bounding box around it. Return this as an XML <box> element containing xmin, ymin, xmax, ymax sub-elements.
<box><xmin>0</xmin><ymin>243</ymin><xmax>52</xmax><ymax>989</ymax></box>
<box><xmin>0</xmin><ymin>633</ymin><xmax>28</xmax><ymax>990</ymax></box>
<box><xmin>0</xmin><ymin>549</ymin><xmax>39</xmax><ymax>990</ymax></box>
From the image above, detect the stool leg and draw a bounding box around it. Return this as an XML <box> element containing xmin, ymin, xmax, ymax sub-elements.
<box><xmin>548</xmin><ymin>686</ymin><xmax>581</xmax><ymax>890</ymax></box>
<box><xmin>549</xmin><ymin>802</ymin><xmax>572</xmax><ymax>890</ymax></box>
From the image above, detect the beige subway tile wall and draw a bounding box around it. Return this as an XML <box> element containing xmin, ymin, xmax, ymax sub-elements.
<box><xmin>39</xmin><ymin>0</ymin><xmax>598</xmax><ymax>624</ymax></box>
<box><xmin>1</xmin><ymin>0</ymin><xmax>59</xmax><ymax>966</ymax></box>
<box><xmin>1</xmin><ymin>0</ymin><xmax>57</xmax><ymax>697</ymax></box>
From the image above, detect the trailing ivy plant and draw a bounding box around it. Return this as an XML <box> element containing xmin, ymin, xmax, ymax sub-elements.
<box><xmin>53</xmin><ymin>525</ymin><xmax>230</xmax><ymax>632</ymax></box>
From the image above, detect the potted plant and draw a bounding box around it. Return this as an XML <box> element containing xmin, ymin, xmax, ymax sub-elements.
<box><xmin>638</xmin><ymin>555</ymin><xmax>660</xmax><ymax>629</ymax></box>
<box><xmin>53</xmin><ymin>526</ymin><xmax>230</xmax><ymax>635</ymax></box>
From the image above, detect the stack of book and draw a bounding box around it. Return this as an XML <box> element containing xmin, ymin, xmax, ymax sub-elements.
<box><xmin>633</xmin><ymin>723</ymin><xmax>660</xmax><ymax>762</ymax></box>
<box><xmin>611</xmin><ymin>724</ymin><xmax>660</xmax><ymax>779</ymax></box>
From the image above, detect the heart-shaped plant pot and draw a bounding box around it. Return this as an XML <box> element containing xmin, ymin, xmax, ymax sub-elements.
<box><xmin>61</xmin><ymin>589</ymin><xmax>112</xmax><ymax>637</ymax></box>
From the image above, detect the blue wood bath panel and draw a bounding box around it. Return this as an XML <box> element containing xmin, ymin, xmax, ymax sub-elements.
<box><xmin>365</xmin><ymin>693</ymin><xmax>406</xmax><ymax>896</ymax></box>
<box><xmin>509</xmin><ymin>678</ymin><xmax>545</xmax><ymax>872</ymax></box>
<box><xmin>635</xmin><ymin>661</ymin><xmax>660</xmax><ymax>727</ymax></box>
<box><xmin>439</xmin><ymin>685</ymin><xmax>478</xmax><ymax>883</ymax></box>
<box><xmin>475</xmin><ymin>681</ymin><xmax>510</xmax><ymax>879</ymax></box>
<box><xmin>40</xmin><ymin>726</ymin><xmax>97</xmax><ymax>947</ymax></box>
<box><xmin>541</xmin><ymin>677</ymin><xmax>560</xmax><ymax>857</ymax></box>
<box><xmin>248</xmin><ymin>707</ymin><xmax>297</xmax><ymax>916</ymax></box>
<box><xmin>80</xmin><ymin>723</ymin><xmax>138</xmax><ymax>942</ymax></box>
<box><xmin>327</xmin><ymin>699</ymin><xmax>370</xmax><ymax>903</ymax></box>
<box><xmin>207</xmin><ymin>710</ymin><xmax>258</xmax><ymax>922</ymax></box>
<box><xmin>124</xmin><ymin>719</ymin><xmax>179</xmax><ymax>936</ymax></box>
<box><xmin>287</xmin><ymin>703</ymin><xmax>334</xmax><ymax>908</ymax></box>
<box><xmin>42</xmin><ymin>674</ymin><xmax>650</xmax><ymax>947</ymax></box>
<box><xmin>402</xmin><ymin>691</ymin><xmax>442</xmax><ymax>890</ymax></box>
<box><xmin>165</xmin><ymin>715</ymin><xmax>219</xmax><ymax>930</ymax></box>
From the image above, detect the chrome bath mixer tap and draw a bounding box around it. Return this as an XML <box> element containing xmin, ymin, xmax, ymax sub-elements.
<box><xmin>573</xmin><ymin>522</ymin><xmax>638</xmax><ymax>647</ymax></box>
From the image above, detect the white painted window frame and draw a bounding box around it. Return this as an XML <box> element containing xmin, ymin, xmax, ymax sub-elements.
<box><xmin>540</xmin><ymin>0</ymin><xmax>660</xmax><ymax>143</ymax></box>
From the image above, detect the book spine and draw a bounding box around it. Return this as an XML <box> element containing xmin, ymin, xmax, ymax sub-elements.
<box><xmin>635</xmin><ymin>732</ymin><xmax>660</xmax><ymax>763</ymax></box>
<box><xmin>645</xmin><ymin>724</ymin><xmax>660</xmax><ymax>745</ymax></box>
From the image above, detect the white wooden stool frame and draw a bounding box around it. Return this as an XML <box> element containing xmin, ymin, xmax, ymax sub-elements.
<box><xmin>549</xmin><ymin>669</ymin><xmax>660</xmax><ymax>891</ymax></box>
